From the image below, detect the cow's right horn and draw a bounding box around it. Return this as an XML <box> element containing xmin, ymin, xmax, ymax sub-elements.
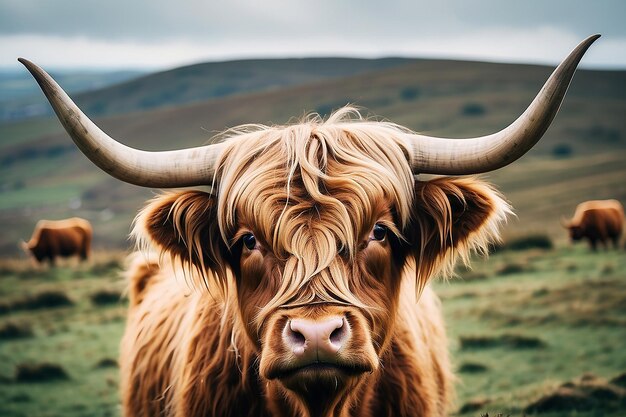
<box><xmin>18</xmin><ymin>58</ymin><xmax>226</xmax><ymax>188</ymax></box>
<box><xmin>403</xmin><ymin>34</ymin><xmax>600</xmax><ymax>175</ymax></box>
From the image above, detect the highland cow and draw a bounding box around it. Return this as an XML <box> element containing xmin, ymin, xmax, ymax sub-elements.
<box><xmin>563</xmin><ymin>199</ymin><xmax>624</xmax><ymax>250</ymax></box>
<box><xmin>21</xmin><ymin>218</ymin><xmax>92</xmax><ymax>265</ymax></box>
<box><xmin>20</xmin><ymin>35</ymin><xmax>598</xmax><ymax>417</ymax></box>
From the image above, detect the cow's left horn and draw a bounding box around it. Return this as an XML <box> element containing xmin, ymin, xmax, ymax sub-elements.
<box><xmin>18</xmin><ymin>58</ymin><xmax>226</xmax><ymax>188</ymax></box>
<box><xmin>403</xmin><ymin>34</ymin><xmax>600</xmax><ymax>175</ymax></box>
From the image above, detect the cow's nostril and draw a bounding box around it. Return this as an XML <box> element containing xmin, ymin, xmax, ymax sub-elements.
<box><xmin>286</xmin><ymin>322</ymin><xmax>306</xmax><ymax>348</ymax></box>
<box><xmin>329</xmin><ymin>319</ymin><xmax>347</xmax><ymax>347</ymax></box>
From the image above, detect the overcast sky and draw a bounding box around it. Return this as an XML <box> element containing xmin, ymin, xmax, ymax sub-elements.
<box><xmin>0</xmin><ymin>0</ymin><xmax>624</xmax><ymax>70</ymax></box>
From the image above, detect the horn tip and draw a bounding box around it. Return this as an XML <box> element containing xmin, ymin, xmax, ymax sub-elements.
<box><xmin>588</xmin><ymin>34</ymin><xmax>601</xmax><ymax>42</ymax></box>
<box><xmin>17</xmin><ymin>57</ymin><xmax>38</xmax><ymax>74</ymax></box>
<box><xmin>570</xmin><ymin>34</ymin><xmax>601</xmax><ymax>64</ymax></box>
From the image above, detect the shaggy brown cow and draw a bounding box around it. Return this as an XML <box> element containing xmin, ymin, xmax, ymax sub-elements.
<box><xmin>20</xmin><ymin>35</ymin><xmax>598</xmax><ymax>417</ymax></box>
<box><xmin>563</xmin><ymin>199</ymin><xmax>624</xmax><ymax>250</ymax></box>
<box><xmin>21</xmin><ymin>217</ymin><xmax>92</xmax><ymax>265</ymax></box>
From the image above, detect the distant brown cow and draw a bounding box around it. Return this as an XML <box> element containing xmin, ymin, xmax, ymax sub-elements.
<box><xmin>563</xmin><ymin>200</ymin><xmax>624</xmax><ymax>250</ymax></box>
<box><xmin>21</xmin><ymin>218</ymin><xmax>92</xmax><ymax>265</ymax></box>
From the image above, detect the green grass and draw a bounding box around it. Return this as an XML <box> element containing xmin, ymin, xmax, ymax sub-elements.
<box><xmin>0</xmin><ymin>246</ymin><xmax>625</xmax><ymax>416</ymax></box>
<box><xmin>0</xmin><ymin>253</ymin><xmax>126</xmax><ymax>417</ymax></box>
<box><xmin>436</xmin><ymin>246</ymin><xmax>626</xmax><ymax>416</ymax></box>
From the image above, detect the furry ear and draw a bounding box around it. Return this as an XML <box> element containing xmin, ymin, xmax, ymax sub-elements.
<box><xmin>407</xmin><ymin>177</ymin><xmax>510</xmax><ymax>289</ymax></box>
<box><xmin>133</xmin><ymin>191</ymin><xmax>228</xmax><ymax>289</ymax></box>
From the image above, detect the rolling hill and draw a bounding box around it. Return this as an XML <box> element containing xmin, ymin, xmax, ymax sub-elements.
<box><xmin>1</xmin><ymin>57</ymin><xmax>625</xmax><ymax>255</ymax></box>
<box><xmin>0</xmin><ymin>69</ymin><xmax>145</xmax><ymax>121</ymax></box>
<box><xmin>70</xmin><ymin>58</ymin><xmax>418</xmax><ymax>117</ymax></box>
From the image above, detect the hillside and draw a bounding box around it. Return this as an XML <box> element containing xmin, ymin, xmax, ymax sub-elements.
<box><xmin>1</xmin><ymin>58</ymin><xmax>414</xmax><ymax>122</ymax></box>
<box><xmin>1</xmin><ymin>57</ymin><xmax>625</xmax><ymax>255</ymax></box>
<box><xmin>0</xmin><ymin>69</ymin><xmax>144</xmax><ymax>121</ymax></box>
<box><xmin>71</xmin><ymin>57</ymin><xmax>417</xmax><ymax>116</ymax></box>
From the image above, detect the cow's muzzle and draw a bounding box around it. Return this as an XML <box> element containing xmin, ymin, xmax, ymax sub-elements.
<box><xmin>261</xmin><ymin>309</ymin><xmax>377</xmax><ymax>385</ymax></box>
<box><xmin>268</xmin><ymin>316</ymin><xmax>372</xmax><ymax>380</ymax></box>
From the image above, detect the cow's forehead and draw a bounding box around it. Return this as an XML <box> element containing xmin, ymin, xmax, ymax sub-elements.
<box><xmin>235</xmin><ymin>161</ymin><xmax>396</xmax><ymax>250</ymax></box>
<box><xmin>215</xmin><ymin>123</ymin><xmax>414</xmax><ymax>248</ymax></box>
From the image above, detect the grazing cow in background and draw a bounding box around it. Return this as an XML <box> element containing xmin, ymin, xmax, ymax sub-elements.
<box><xmin>562</xmin><ymin>199</ymin><xmax>624</xmax><ymax>250</ymax></box>
<box><xmin>21</xmin><ymin>217</ymin><xmax>92</xmax><ymax>265</ymax></box>
<box><xmin>20</xmin><ymin>35</ymin><xmax>598</xmax><ymax>417</ymax></box>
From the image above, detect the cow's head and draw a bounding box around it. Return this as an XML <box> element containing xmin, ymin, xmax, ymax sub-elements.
<box><xmin>20</xmin><ymin>34</ymin><xmax>597</xmax><ymax>417</ymax></box>
<box><xmin>19</xmin><ymin>240</ymin><xmax>39</xmax><ymax>263</ymax></box>
<box><xmin>19</xmin><ymin>240</ymin><xmax>30</xmax><ymax>254</ymax></box>
<box><xmin>131</xmin><ymin>118</ymin><xmax>510</xmax><ymax>414</ymax></box>
<box><xmin>561</xmin><ymin>217</ymin><xmax>583</xmax><ymax>241</ymax></box>
<box><xmin>568</xmin><ymin>225</ymin><xmax>584</xmax><ymax>241</ymax></box>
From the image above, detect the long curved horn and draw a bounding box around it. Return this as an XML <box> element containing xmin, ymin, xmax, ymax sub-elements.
<box><xmin>403</xmin><ymin>34</ymin><xmax>600</xmax><ymax>175</ymax></box>
<box><xmin>18</xmin><ymin>58</ymin><xmax>226</xmax><ymax>188</ymax></box>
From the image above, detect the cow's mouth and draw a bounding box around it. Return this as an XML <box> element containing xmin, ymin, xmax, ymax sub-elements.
<box><xmin>268</xmin><ymin>361</ymin><xmax>372</xmax><ymax>381</ymax></box>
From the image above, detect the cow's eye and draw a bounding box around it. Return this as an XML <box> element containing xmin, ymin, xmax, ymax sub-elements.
<box><xmin>371</xmin><ymin>224</ymin><xmax>387</xmax><ymax>241</ymax></box>
<box><xmin>242</xmin><ymin>233</ymin><xmax>257</xmax><ymax>250</ymax></box>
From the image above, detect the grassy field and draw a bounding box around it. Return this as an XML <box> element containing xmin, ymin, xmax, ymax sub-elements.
<box><xmin>0</xmin><ymin>244</ymin><xmax>625</xmax><ymax>417</ymax></box>
<box><xmin>0</xmin><ymin>252</ymin><xmax>126</xmax><ymax>417</ymax></box>
<box><xmin>439</xmin><ymin>244</ymin><xmax>626</xmax><ymax>416</ymax></box>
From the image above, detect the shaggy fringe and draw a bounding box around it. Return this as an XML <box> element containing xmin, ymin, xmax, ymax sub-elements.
<box><xmin>216</xmin><ymin>107</ymin><xmax>416</xmax><ymax>324</ymax></box>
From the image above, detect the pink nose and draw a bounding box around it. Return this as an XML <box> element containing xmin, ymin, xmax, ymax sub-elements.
<box><xmin>283</xmin><ymin>317</ymin><xmax>350</xmax><ymax>359</ymax></box>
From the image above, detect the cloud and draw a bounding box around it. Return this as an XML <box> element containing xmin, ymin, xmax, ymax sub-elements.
<box><xmin>0</xmin><ymin>0</ymin><xmax>324</xmax><ymax>40</ymax></box>
<box><xmin>1</xmin><ymin>0</ymin><xmax>624</xmax><ymax>69</ymax></box>
<box><xmin>2</xmin><ymin>0</ymin><xmax>623</xmax><ymax>41</ymax></box>
<box><xmin>3</xmin><ymin>35</ymin><xmax>210</xmax><ymax>69</ymax></box>
<box><xmin>2</xmin><ymin>27</ymin><xmax>623</xmax><ymax>70</ymax></box>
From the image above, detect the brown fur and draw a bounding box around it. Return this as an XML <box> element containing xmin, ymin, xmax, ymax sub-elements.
<box><xmin>121</xmin><ymin>108</ymin><xmax>510</xmax><ymax>417</ymax></box>
<box><xmin>564</xmin><ymin>199</ymin><xmax>624</xmax><ymax>250</ymax></box>
<box><xmin>21</xmin><ymin>217</ymin><xmax>92</xmax><ymax>265</ymax></box>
